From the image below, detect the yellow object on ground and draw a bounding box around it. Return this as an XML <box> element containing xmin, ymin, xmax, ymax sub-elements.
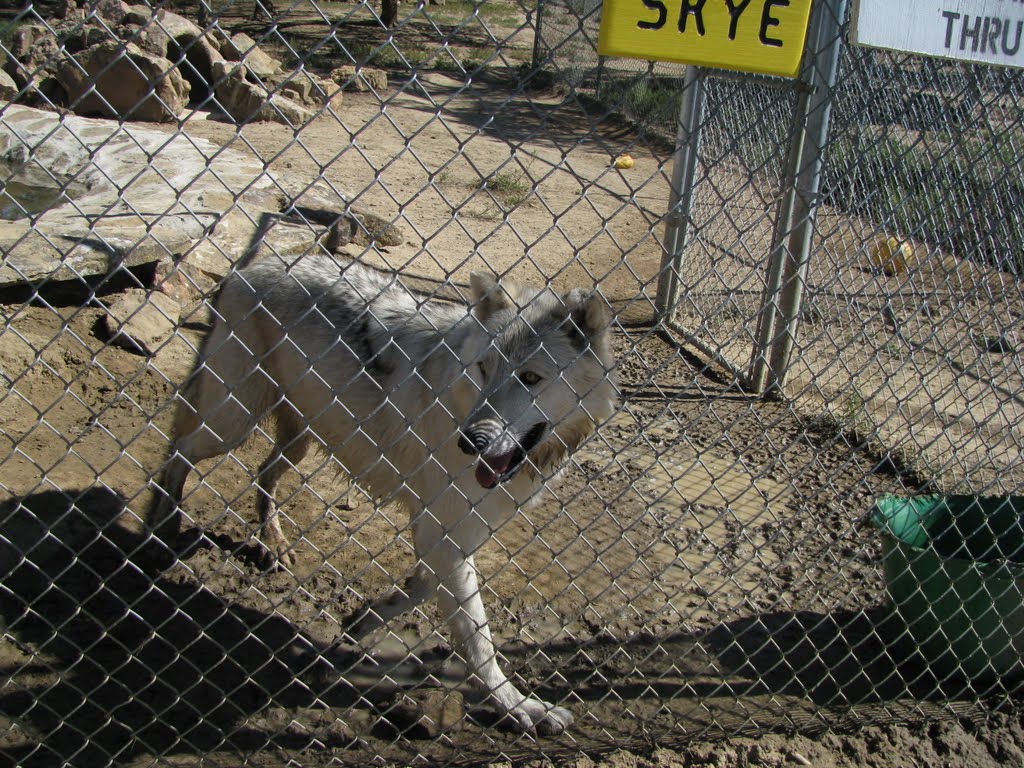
<box><xmin>870</xmin><ymin>236</ymin><xmax>914</xmax><ymax>275</ymax></box>
<box><xmin>613</xmin><ymin>154</ymin><xmax>634</xmax><ymax>170</ymax></box>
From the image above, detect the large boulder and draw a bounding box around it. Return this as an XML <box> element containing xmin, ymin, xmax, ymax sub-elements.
<box><xmin>1</xmin><ymin>6</ymin><xmax>341</xmax><ymax>124</ymax></box>
<box><xmin>213</xmin><ymin>59</ymin><xmax>314</xmax><ymax>125</ymax></box>
<box><xmin>147</xmin><ymin>10</ymin><xmax>225</xmax><ymax>102</ymax></box>
<box><xmin>5</xmin><ymin>23</ymin><xmax>61</xmax><ymax>89</ymax></box>
<box><xmin>149</xmin><ymin>9</ymin><xmax>204</xmax><ymax>41</ymax></box>
<box><xmin>212</xmin><ymin>60</ymin><xmax>343</xmax><ymax>125</ymax></box>
<box><xmin>56</xmin><ymin>41</ymin><xmax>190</xmax><ymax>122</ymax></box>
<box><xmin>0</xmin><ymin>104</ymin><xmax>285</xmax><ymax>289</ymax></box>
<box><xmin>123</xmin><ymin>4</ymin><xmax>156</xmax><ymax>25</ymax></box>
<box><xmin>58</xmin><ymin>0</ymin><xmax>129</xmax><ymax>23</ymax></box>
<box><xmin>124</xmin><ymin>20</ymin><xmax>172</xmax><ymax>59</ymax></box>
<box><xmin>262</xmin><ymin>69</ymin><xmax>343</xmax><ymax>113</ymax></box>
<box><xmin>217</xmin><ymin>32</ymin><xmax>281</xmax><ymax>78</ymax></box>
<box><xmin>330</xmin><ymin>65</ymin><xmax>388</xmax><ymax>93</ymax></box>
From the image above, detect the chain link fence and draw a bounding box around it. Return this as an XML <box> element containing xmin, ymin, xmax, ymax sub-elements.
<box><xmin>0</xmin><ymin>0</ymin><xmax>1022</xmax><ymax>765</ymax></box>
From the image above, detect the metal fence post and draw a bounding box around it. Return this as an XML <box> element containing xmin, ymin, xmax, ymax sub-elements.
<box><xmin>654</xmin><ymin>66</ymin><xmax>706</xmax><ymax>324</ymax></box>
<box><xmin>756</xmin><ymin>0</ymin><xmax>847</xmax><ymax>395</ymax></box>
<box><xmin>532</xmin><ymin>0</ymin><xmax>548</xmax><ymax>72</ymax></box>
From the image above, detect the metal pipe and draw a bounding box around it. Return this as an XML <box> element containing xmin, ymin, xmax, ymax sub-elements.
<box><xmin>765</xmin><ymin>0</ymin><xmax>848</xmax><ymax>395</ymax></box>
<box><xmin>748</xmin><ymin>78</ymin><xmax>811</xmax><ymax>394</ymax></box>
<box><xmin>654</xmin><ymin>66</ymin><xmax>706</xmax><ymax>324</ymax></box>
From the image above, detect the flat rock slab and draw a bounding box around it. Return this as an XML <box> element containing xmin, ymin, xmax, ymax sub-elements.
<box><xmin>103</xmin><ymin>288</ymin><xmax>180</xmax><ymax>356</ymax></box>
<box><xmin>0</xmin><ymin>105</ymin><xmax>284</xmax><ymax>288</ymax></box>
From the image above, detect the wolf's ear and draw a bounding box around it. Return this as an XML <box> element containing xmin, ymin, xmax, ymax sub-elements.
<box><xmin>565</xmin><ymin>288</ymin><xmax>611</xmax><ymax>345</ymax></box>
<box><xmin>470</xmin><ymin>272</ymin><xmax>514</xmax><ymax>320</ymax></box>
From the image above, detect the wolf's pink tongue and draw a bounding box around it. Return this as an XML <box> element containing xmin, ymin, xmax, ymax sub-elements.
<box><xmin>475</xmin><ymin>452</ymin><xmax>514</xmax><ymax>488</ymax></box>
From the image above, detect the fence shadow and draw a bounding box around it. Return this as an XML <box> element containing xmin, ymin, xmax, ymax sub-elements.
<box><xmin>0</xmin><ymin>488</ymin><xmax>386</xmax><ymax>767</ymax></box>
<box><xmin>520</xmin><ymin>605</ymin><xmax>1015</xmax><ymax>735</ymax></box>
<box><xmin>2</xmin><ymin>487</ymin><xmax>1011</xmax><ymax>764</ymax></box>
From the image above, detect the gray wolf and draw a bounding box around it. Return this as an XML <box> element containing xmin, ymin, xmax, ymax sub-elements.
<box><xmin>147</xmin><ymin>253</ymin><xmax>617</xmax><ymax>734</ymax></box>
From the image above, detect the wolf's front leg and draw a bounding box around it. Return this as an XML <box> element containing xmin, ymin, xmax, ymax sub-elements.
<box><xmin>429</xmin><ymin>550</ymin><xmax>573</xmax><ymax>735</ymax></box>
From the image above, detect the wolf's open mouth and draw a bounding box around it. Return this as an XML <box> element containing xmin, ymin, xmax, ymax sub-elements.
<box><xmin>474</xmin><ymin>422</ymin><xmax>548</xmax><ymax>489</ymax></box>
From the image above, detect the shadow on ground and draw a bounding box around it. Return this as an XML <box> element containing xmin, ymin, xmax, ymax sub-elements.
<box><xmin>0</xmin><ymin>488</ymin><xmax>1010</xmax><ymax>766</ymax></box>
<box><xmin>0</xmin><ymin>488</ymin><xmax>376</xmax><ymax>766</ymax></box>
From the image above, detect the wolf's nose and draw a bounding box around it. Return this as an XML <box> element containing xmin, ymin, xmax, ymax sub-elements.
<box><xmin>458</xmin><ymin>428</ymin><xmax>488</xmax><ymax>455</ymax></box>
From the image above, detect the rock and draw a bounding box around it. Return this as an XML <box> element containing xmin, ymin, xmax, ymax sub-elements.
<box><xmin>182</xmin><ymin>209</ymin><xmax>263</xmax><ymax>282</ymax></box>
<box><xmin>103</xmin><ymin>289</ymin><xmax>181</xmax><ymax>356</ymax></box>
<box><xmin>7</xmin><ymin>23</ymin><xmax>51</xmax><ymax>63</ymax></box>
<box><xmin>329</xmin><ymin>65</ymin><xmax>388</xmax><ymax>92</ymax></box>
<box><xmin>56</xmin><ymin>41</ymin><xmax>189</xmax><ymax>121</ymax></box>
<box><xmin>129</xmin><ymin>21</ymin><xmax>172</xmax><ymax>59</ymax></box>
<box><xmin>153</xmin><ymin>11</ymin><xmax>225</xmax><ymax>102</ymax></box>
<box><xmin>154</xmin><ymin>255</ymin><xmax>218</xmax><ymax>304</ymax></box>
<box><xmin>291</xmin><ymin>708</ymin><xmax>361</xmax><ymax>748</ymax></box>
<box><xmin>294</xmin><ymin>207</ymin><xmax>405</xmax><ymax>251</ymax></box>
<box><xmin>55</xmin><ymin>0</ymin><xmax>129</xmax><ymax>23</ymax></box>
<box><xmin>383</xmin><ymin>689</ymin><xmax>464</xmax><ymax>739</ymax></box>
<box><xmin>0</xmin><ymin>69</ymin><xmax>17</xmax><ymax>101</ymax></box>
<box><xmin>151</xmin><ymin>9</ymin><xmax>203</xmax><ymax>41</ymax></box>
<box><xmin>253</xmin><ymin>706</ymin><xmax>364</xmax><ymax>750</ymax></box>
<box><xmin>213</xmin><ymin>60</ymin><xmax>314</xmax><ymax>125</ymax></box>
<box><xmin>0</xmin><ymin>105</ymin><xmax>284</xmax><ymax>289</ymax></box>
<box><xmin>352</xmin><ymin>211</ymin><xmax>405</xmax><ymax>248</ymax></box>
<box><xmin>319</xmin><ymin>716</ymin><xmax>361</xmax><ymax>748</ymax></box>
<box><xmin>266</xmin><ymin>69</ymin><xmax>317</xmax><ymax>103</ymax></box>
<box><xmin>3</xmin><ymin>9</ymin><xmax>313</xmax><ymax>123</ymax></box>
<box><xmin>249</xmin><ymin>217</ymin><xmax>332</xmax><ymax>262</ymax></box>
<box><xmin>61</xmin><ymin>23</ymin><xmax>111</xmax><ymax>55</ymax></box>
<box><xmin>286</xmin><ymin>184</ymin><xmax>404</xmax><ymax>249</ymax></box>
<box><xmin>123</xmin><ymin>4</ymin><xmax>155</xmax><ymax>25</ymax></box>
<box><xmin>99</xmin><ymin>0</ymin><xmax>130</xmax><ymax>24</ymax></box>
<box><xmin>264</xmin><ymin>69</ymin><xmax>343</xmax><ymax>114</ymax></box>
<box><xmin>326</xmin><ymin>217</ymin><xmax>355</xmax><ymax>250</ymax></box>
<box><xmin>219</xmin><ymin>32</ymin><xmax>281</xmax><ymax>77</ymax></box>
<box><xmin>80</xmin><ymin>0</ymin><xmax>129</xmax><ymax>24</ymax></box>
<box><xmin>5</xmin><ymin>23</ymin><xmax>61</xmax><ymax>90</ymax></box>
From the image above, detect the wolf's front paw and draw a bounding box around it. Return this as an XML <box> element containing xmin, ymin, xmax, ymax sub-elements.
<box><xmin>502</xmin><ymin>697</ymin><xmax>573</xmax><ymax>736</ymax></box>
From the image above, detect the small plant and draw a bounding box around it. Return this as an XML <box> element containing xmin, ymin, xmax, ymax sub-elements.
<box><xmin>835</xmin><ymin>384</ymin><xmax>877</xmax><ymax>443</ymax></box>
<box><xmin>484</xmin><ymin>167</ymin><xmax>530</xmax><ymax>208</ymax></box>
<box><xmin>0</xmin><ymin>20</ymin><xmax>23</xmax><ymax>48</ymax></box>
<box><xmin>434</xmin><ymin>167</ymin><xmax>456</xmax><ymax>188</ymax></box>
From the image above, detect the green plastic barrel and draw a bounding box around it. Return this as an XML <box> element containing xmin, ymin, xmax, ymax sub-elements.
<box><xmin>871</xmin><ymin>494</ymin><xmax>1024</xmax><ymax>682</ymax></box>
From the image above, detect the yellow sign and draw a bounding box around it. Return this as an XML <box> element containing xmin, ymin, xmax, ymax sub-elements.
<box><xmin>598</xmin><ymin>0</ymin><xmax>816</xmax><ymax>78</ymax></box>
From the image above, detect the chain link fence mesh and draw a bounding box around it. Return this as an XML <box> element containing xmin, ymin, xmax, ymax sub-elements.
<box><xmin>0</xmin><ymin>0</ymin><xmax>1022</xmax><ymax>765</ymax></box>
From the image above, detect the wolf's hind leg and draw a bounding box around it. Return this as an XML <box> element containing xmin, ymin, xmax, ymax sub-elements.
<box><xmin>146</xmin><ymin>401</ymin><xmax>239</xmax><ymax>550</ymax></box>
<box><xmin>147</xmin><ymin>348</ymin><xmax>272</xmax><ymax>551</ymax></box>
<box><xmin>147</xmin><ymin>452</ymin><xmax>193</xmax><ymax>546</ymax></box>
<box><xmin>254</xmin><ymin>406</ymin><xmax>311</xmax><ymax>570</ymax></box>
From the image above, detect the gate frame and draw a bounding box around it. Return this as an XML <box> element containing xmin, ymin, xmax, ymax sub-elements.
<box><xmin>653</xmin><ymin>0</ymin><xmax>849</xmax><ymax>395</ymax></box>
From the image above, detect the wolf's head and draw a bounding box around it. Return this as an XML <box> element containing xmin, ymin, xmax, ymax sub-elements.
<box><xmin>458</xmin><ymin>272</ymin><xmax>617</xmax><ymax>489</ymax></box>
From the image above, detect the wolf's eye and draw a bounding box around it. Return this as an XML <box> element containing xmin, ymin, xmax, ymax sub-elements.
<box><xmin>519</xmin><ymin>370</ymin><xmax>543</xmax><ymax>386</ymax></box>
<box><xmin>477</xmin><ymin>361</ymin><xmax>487</xmax><ymax>378</ymax></box>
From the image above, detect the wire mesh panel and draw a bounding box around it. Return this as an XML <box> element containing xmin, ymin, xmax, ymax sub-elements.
<box><xmin>806</xmin><ymin>45</ymin><xmax>1024</xmax><ymax>492</ymax></box>
<box><xmin>0</xmin><ymin>0</ymin><xmax>1021</xmax><ymax>766</ymax></box>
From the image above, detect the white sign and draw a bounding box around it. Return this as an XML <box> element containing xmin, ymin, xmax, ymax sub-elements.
<box><xmin>851</xmin><ymin>0</ymin><xmax>1024</xmax><ymax>69</ymax></box>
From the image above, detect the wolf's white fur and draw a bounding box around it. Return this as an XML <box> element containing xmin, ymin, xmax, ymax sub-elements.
<box><xmin>148</xmin><ymin>254</ymin><xmax>617</xmax><ymax>734</ymax></box>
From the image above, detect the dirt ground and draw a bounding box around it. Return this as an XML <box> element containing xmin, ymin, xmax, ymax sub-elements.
<box><xmin>0</xmin><ymin>56</ymin><xmax>1023</xmax><ymax>768</ymax></box>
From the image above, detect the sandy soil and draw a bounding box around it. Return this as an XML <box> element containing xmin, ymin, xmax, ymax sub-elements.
<box><xmin>0</xmin><ymin>57</ymin><xmax>1022</xmax><ymax>768</ymax></box>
